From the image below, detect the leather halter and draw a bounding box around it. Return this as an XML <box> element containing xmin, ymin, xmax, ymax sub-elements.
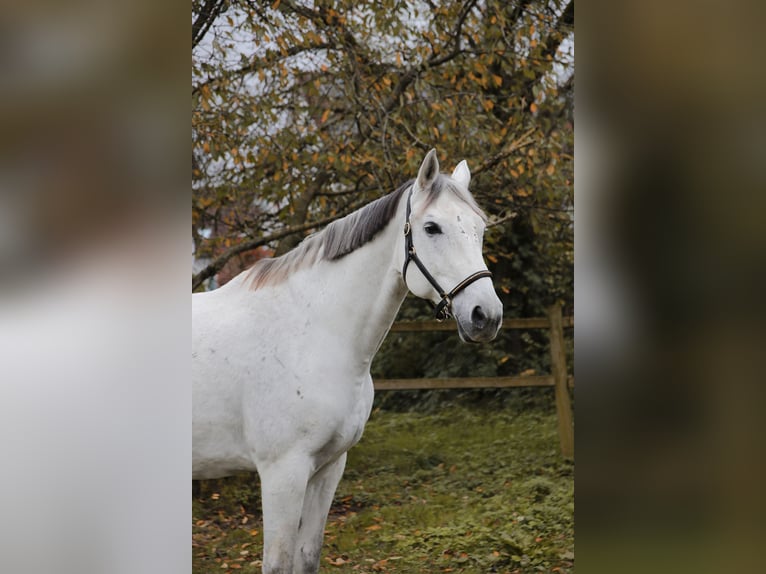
<box><xmin>402</xmin><ymin>187</ymin><xmax>493</xmax><ymax>321</ymax></box>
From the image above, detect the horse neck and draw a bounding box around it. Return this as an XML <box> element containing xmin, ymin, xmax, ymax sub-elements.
<box><xmin>289</xmin><ymin>201</ymin><xmax>408</xmax><ymax>369</ymax></box>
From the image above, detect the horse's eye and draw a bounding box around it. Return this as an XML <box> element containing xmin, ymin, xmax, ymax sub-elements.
<box><xmin>424</xmin><ymin>222</ymin><xmax>442</xmax><ymax>235</ymax></box>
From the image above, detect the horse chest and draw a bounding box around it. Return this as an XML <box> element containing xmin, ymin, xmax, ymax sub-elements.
<box><xmin>288</xmin><ymin>371</ymin><xmax>373</xmax><ymax>465</ymax></box>
<box><xmin>306</xmin><ymin>380</ymin><xmax>372</xmax><ymax>469</ymax></box>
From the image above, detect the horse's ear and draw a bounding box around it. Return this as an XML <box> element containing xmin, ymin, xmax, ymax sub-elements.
<box><xmin>452</xmin><ymin>160</ymin><xmax>471</xmax><ymax>188</ymax></box>
<box><xmin>416</xmin><ymin>149</ymin><xmax>440</xmax><ymax>192</ymax></box>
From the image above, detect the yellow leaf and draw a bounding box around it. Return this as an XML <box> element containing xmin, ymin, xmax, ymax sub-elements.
<box><xmin>487</xmin><ymin>254</ymin><xmax>498</xmax><ymax>263</ymax></box>
<box><xmin>320</xmin><ymin>109</ymin><xmax>330</xmax><ymax>123</ymax></box>
<box><xmin>365</xmin><ymin>524</ymin><xmax>382</xmax><ymax>531</ymax></box>
<box><xmin>492</xmin><ymin>74</ymin><xmax>503</xmax><ymax>87</ymax></box>
<box><xmin>530</xmin><ymin>102</ymin><xmax>538</xmax><ymax>113</ymax></box>
<box><xmin>546</xmin><ymin>163</ymin><xmax>555</xmax><ymax>176</ymax></box>
<box><xmin>432</xmin><ymin>126</ymin><xmax>440</xmax><ymax>139</ymax></box>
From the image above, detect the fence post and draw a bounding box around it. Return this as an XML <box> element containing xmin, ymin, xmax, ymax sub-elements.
<box><xmin>548</xmin><ymin>302</ymin><xmax>574</xmax><ymax>459</ymax></box>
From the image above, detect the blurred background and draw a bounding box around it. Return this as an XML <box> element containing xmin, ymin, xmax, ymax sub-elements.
<box><xmin>577</xmin><ymin>0</ymin><xmax>766</xmax><ymax>572</ymax></box>
<box><xmin>0</xmin><ymin>1</ymin><xmax>188</xmax><ymax>573</ymax></box>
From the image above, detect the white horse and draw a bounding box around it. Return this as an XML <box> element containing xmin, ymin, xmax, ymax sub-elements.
<box><xmin>192</xmin><ymin>149</ymin><xmax>503</xmax><ymax>574</ymax></box>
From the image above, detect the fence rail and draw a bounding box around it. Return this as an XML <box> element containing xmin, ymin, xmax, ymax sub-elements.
<box><xmin>373</xmin><ymin>303</ymin><xmax>574</xmax><ymax>458</ymax></box>
<box><xmin>374</xmin><ymin>375</ymin><xmax>574</xmax><ymax>391</ymax></box>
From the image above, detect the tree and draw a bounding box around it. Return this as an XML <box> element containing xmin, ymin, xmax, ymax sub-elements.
<box><xmin>192</xmin><ymin>0</ymin><xmax>573</xmax><ymax>378</ymax></box>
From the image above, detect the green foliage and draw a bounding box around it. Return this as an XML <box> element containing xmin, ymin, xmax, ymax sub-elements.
<box><xmin>192</xmin><ymin>401</ymin><xmax>574</xmax><ymax>573</ymax></box>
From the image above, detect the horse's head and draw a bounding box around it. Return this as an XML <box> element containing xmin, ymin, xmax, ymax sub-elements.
<box><xmin>402</xmin><ymin>149</ymin><xmax>503</xmax><ymax>343</ymax></box>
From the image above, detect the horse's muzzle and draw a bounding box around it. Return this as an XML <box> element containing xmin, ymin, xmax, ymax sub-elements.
<box><xmin>456</xmin><ymin>304</ymin><xmax>502</xmax><ymax>343</ymax></box>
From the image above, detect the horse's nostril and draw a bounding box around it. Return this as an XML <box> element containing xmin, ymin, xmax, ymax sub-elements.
<box><xmin>471</xmin><ymin>305</ymin><xmax>487</xmax><ymax>328</ymax></box>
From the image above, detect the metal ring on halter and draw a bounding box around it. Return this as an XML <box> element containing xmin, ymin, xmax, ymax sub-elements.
<box><xmin>401</xmin><ymin>187</ymin><xmax>492</xmax><ymax>320</ymax></box>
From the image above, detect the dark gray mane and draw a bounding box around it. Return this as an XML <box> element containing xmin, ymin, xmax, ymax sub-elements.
<box><xmin>247</xmin><ymin>175</ymin><xmax>485</xmax><ymax>290</ymax></box>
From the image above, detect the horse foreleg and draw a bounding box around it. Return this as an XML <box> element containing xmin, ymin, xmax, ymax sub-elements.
<box><xmin>259</xmin><ymin>457</ymin><xmax>311</xmax><ymax>574</ymax></box>
<box><xmin>294</xmin><ymin>453</ymin><xmax>348</xmax><ymax>574</ymax></box>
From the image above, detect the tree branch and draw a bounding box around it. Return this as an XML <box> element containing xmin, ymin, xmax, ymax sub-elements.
<box><xmin>519</xmin><ymin>0</ymin><xmax>574</xmax><ymax>105</ymax></box>
<box><xmin>192</xmin><ymin>201</ymin><xmax>364</xmax><ymax>291</ymax></box>
<box><xmin>382</xmin><ymin>0</ymin><xmax>478</xmax><ymax>113</ymax></box>
<box><xmin>192</xmin><ymin>0</ymin><xmax>226</xmax><ymax>49</ymax></box>
<box><xmin>472</xmin><ymin>127</ymin><xmax>537</xmax><ymax>175</ymax></box>
<box><xmin>192</xmin><ymin>42</ymin><xmax>332</xmax><ymax>96</ymax></box>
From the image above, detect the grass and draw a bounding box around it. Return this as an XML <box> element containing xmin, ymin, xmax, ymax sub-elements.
<box><xmin>192</xmin><ymin>399</ymin><xmax>574</xmax><ymax>573</ymax></box>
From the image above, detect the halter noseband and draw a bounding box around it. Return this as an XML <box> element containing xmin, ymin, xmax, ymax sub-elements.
<box><xmin>402</xmin><ymin>188</ymin><xmax>493</xmax><ymax>321</ymax></box>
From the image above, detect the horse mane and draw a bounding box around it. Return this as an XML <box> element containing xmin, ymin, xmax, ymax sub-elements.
<box><xmin>247</xmin><ymin>175</ymin><xmax>485</xmax><ymax>291</ymax></box>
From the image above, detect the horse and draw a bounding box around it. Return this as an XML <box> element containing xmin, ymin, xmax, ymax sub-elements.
<box><xmin>192</xmin><ymin>149</ymin><xmax>503</xmax><ymax>574</ymax></box>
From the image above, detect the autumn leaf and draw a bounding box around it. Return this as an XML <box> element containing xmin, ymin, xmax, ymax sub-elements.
<box><xmin>546</xmin><ymin>163</ymin><xmax>556</xmax><ymax>176</ymax></box>
<box><xmin>325</xmin><ymin>556</ymin><xmax>348</xmax><ymax>566</ymax></box>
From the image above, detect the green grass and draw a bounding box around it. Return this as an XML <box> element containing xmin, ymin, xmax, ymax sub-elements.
<box><xmin>192</xmin><ymin>401</ymin><xmax>574</xmax><ymax>573</ymax></box>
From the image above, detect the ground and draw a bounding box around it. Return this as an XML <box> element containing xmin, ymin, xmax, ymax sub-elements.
<box><xmin>192</xmin><ymin>399</ymin><xmax>574</xmax><ymax>573</ymax></box>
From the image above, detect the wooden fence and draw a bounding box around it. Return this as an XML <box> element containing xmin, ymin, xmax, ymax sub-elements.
<box><xmin>373</xmin><ymin>303</ymin><xmax>574</xmax><ymax>458</ymax></box>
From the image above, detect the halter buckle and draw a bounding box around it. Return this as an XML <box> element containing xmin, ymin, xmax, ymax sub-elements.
<box><xmin>434</xmin><ymin>296</ymin><xmax>451</xmax><ymax>321</ymax></box>
<box><xmin>403</xmin><ymin>221</ymin><xmax>411</xmax><ymax>235</ymax></box>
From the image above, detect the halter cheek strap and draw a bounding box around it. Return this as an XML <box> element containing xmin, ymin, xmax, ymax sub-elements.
<box><xmin>402</xmin><ymin>188</ymin><xmax>493</xmax><ymax>321</ymax></box>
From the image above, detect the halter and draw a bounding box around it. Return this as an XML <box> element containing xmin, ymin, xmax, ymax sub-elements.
<box><xmin>402</xmin><ymin>187</ymin><xmax>493</xmax><ymax>321</ymax></box>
